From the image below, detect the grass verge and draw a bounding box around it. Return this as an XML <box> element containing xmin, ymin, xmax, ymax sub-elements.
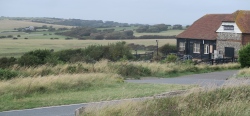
<box><xmin>0</xmin><ymin>73</ymin><xmax>191</xmax><ymax>111</ymax></box>
<box><xmin>83</xmin><ymin>81</ymin><xmax>250</xmax><ymax>116</ymax></box>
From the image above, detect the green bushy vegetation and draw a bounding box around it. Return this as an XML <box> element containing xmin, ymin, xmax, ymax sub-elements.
<box><xmin>239</xmin><ymin>43</ymin><xmax>250</xmax><ymax>67</ymax></box>
<box><xmin>18</xmin><ymin>49</ymin><xmax>52</xmax><ymax>66</ymax></box>
<box><xmin>112</xmin><ymin>63</ymin><xmax>151</xmax><ymax>79</ymax></box>
<box><xmin>0</xmin><ymin>68</ymin><xmax>19</xmax><ymax>80</ymax></box>
<box><xmin>16</xmin><ymin>41</ymin><xmax>133</xmax><ymax>67</ymax></box>
<box><xmin>54</xmin><ymin>41</ymin><xmax>133</xmax><ymax>63</ymax></box>
<box><xmin>159</xmin><ymin>43</ymin><xmax>177</xmax><ymax>54</ymax></box>
<box><xmin>164</xmin><ymin>54</ymin><xmax>178</xmax><ymax>63</ymax></box>
<box><xmin>84</xmin><ymin>84</ymin><xmax>250</xmax><ymax>116</ymax></box>
<box><xmin>0</xmin><ymin>57</ymin><xmax>17</xmax><ymax>69</ymax></box>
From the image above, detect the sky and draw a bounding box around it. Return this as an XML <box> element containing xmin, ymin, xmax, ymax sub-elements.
<box><xmin>1</xmin><ymin>0</ymin><xmax>250</xmax><ymax>25</ymax></box>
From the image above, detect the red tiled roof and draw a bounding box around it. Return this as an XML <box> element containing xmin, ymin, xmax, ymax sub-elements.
<box><xmin>176</xmin><ymin>14</ymin><xmax>230</xmax><ymax>40</ymax></box>
<box><xmin>233</xmin><ymin>10</ymin><xmax>250</xmax><ymax>33</ymax></box>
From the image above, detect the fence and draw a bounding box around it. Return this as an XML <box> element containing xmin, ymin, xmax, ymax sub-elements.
<box><xmin>133</xmin><ymin>52</ymin><xmax>154</xmax><ymax>61</ymax></box>
<box><xmin>200</xmin><ymin>57</ymin><xmax>237</xmax><ymax>65</ymax></box>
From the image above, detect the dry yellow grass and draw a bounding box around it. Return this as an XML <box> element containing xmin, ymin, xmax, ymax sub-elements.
<box><xmin>0</xmin><ymin>19</ymin><xmax>72</xmax><ymax>31</ymax></box>
<box><xmin>11</xmin><ymin>60</ymin><xmax>240</xmax><ymax>79</ymax></box>
<box><xmin>0</xmin><ymin>73</ymin><xmax>123</xmax><ymax>95</ymax></box>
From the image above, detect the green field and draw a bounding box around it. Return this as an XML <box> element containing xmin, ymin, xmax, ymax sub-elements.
<box><xmin>134</xmin><ymin>30</ymin><xmax>183</xmax><ymax>37</ymax></box>
<box><xmin>0</xmin><ymin>39</ymin><xmax>176</xmax><ymax>57</ymax></box>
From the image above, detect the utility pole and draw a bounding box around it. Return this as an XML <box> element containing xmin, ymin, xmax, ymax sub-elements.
<box><xmin>156</xmin><ymin>40</ymin><xmax>158</xmax><ymax>57</ymax></box>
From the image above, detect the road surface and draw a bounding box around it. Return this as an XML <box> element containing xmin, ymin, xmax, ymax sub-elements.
<box><xmin>126</xmin><ymin>70</ymin><xmax>238</xmax><ymax>86</ymax></box>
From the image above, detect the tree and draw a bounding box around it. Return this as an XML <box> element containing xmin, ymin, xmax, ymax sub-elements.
<box><xmin>239</xmin><ymin>43</ymin><xmax>250</xmax><ymax>67</ymax></box>
<box><xmin>173</xmin><ymin>24</ymin><xmax>183</xmax><ymax>30</ymax></box>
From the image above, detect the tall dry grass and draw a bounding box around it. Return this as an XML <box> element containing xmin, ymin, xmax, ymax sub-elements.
<box><xmin>10</xmin><ymin>60</ymin><xmax>240</xmax><ymax>78</ymax></box>
<box><xmin>0</xmin><ymin>73</ymin><xmax>123</xmax><ymax>97</ymax></box>
<box><xmin>237</xmin><ymin>67</ymin><xmax>250</xmax><ymax>78</ymax></box>
<box><xmin>83</xmin><ymin>79</ymin><xmax>250</xmax><ymax>116</ymax></box>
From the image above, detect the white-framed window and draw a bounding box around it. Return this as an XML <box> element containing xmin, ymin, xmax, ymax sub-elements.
<box><xmin>193</xmin><ymin>43</ymin><xmax>200</xmax><ymax>53</ymax></box>
<box><xmin>223</xmin><ymin>25</ymin><xmax>234</xmax><ymax>30</ymax></box>
<box><xmin>204</xmin><ymin>44</ymin><xmax>209</xmax><ymax>54</ymax></box>
<box><xmin>179</xmin><ymin>42</ymin><xmax>185</xmax><ymax>51</ymax></box>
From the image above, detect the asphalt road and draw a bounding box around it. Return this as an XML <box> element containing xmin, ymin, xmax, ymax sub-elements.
<box><xmin>126</xmin><ymin>70</ymin><xmax>238</xmax><ymax>86</ymax></box>
<box><xmin>0</xmin><ymin>103</ymin><xmax>88</xmax><ymax>116</ymax></box>
<box><xmin>0</xmin><ymin>70</ymin><xmax>238</xmax><ymax>116</ymax></box>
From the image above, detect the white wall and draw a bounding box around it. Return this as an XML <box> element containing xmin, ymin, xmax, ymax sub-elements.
<box><xmin>216</xmin><ymin>22</ymin><xmax>242</xmax><ymax>33</ymax></box>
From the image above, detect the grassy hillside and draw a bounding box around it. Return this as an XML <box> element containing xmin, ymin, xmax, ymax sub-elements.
<box><xmin>0</xmin><ymin>19</ymin><xmax>72</xmax><ymax>31</ymax></box>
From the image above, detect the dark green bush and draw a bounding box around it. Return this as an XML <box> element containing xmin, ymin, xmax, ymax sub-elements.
<box><xmin>0</xmin><ymin>68</ymin><xmax>19</xmax><ymax>80</ymax></box>
<box><xmin>54</xmin><ymin>41</ymin><xmax>133</xmax><ymax>63</ymax></box>
<box><xmin>0</xmin><ymin>57</ymin><xmax>17</xmax><ymax>69</ymax></box>
<box><xmin>239</xmin><ymin>43</ymin><xmax>250</xmax><ymax>67</ymax></box>
<box><xmin>105</xmin><ymin>41</ymin><xmax>134</xmax><ymax>61</ymax></box>
<box><xmin>54</xmin><ymin>49</ymin><xmax>84</xmax><ymax>63</ymax></box>
<box><xmin>116</xmin><ymin>64</ymin><xmax>151</xmax><ymax>78</ymax></box>
<box><xmin>165</xmin><ymin>54</ymin><xmax>178</xmax><ymax>63</ymax></box>
<box><xmin>159</xmin><ymin>44</ymin><xmax>177</xmax><ymax>55</ymax></box>
<box><xmin>18</xmin><ymin>49</ymin><xmax>52</xmax><ymax>66</ymax></box>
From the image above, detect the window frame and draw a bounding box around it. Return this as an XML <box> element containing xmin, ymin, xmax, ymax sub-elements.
<box><xmin>179</xmin><ymin>42</ymin><xmax>185</xmax><ymax>51</ymax></box>
<box><xmin>204</xmin><ymin>44</ymin><xmax>209</xmax><ymax>54</ymax></box>
<box><xmin>223</xmin><ymin>25</ymin><xmax>234</xmax><ymax>30</ymax></box>
<box><xmin>193</xmin><ymin>43</ymin><xmax>200</xmax><ymax>53</ymax></box>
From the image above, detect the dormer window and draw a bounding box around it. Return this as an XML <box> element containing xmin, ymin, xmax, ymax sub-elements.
<box><xmin>223</xmin><ymin>25</ymin><xmax>234</xmax><ymax>30</ymax></box>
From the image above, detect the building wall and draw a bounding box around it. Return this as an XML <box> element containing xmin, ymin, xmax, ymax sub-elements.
<box><xmin>242</xmin><ymin>34</ymin><xmax>250</xmax><ymax>45</ymax></box>
<box><xmin>177</xmin><ymin>38</ymin><xmax>216</xmax><ymax>59</ymax></box>
<box><xmin>216</xmin><ymin>32</ymin><xmax>242</xmax><ymax>57</ymax></box>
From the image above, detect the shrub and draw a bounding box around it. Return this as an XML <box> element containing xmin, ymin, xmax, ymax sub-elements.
<box><xmin>54</xmin><ymin>41</ymin><xmax>133</xmax><ymax>63</ymax></box>
<box><xmin>18</xmin><ymin>49</ymin><xmax>52</xmax><ymax>66</ymax></box>
<box><xmin>115</xmin><ymin>64</ymin><xmax>151</xmax><ymax>78</ymax></box>
<box><xmin>165</xmin><ymin>54</ymin><xmax>178</xmax><ymax>63</ymax></box>
<box><xmin>159</xmin><ymin>44</ymin><xmax>177</xmax><ymax>55</ymax></box>
<box><xmin>105</xmin><ymin>41</ymin><xmax>134</xmax><ymax>61</ymax></box>
<box><xmin>0</xmin><ymin>36</ymin><xmax>7</xmax><ymax>38</ymax></box>
<box><xmin>0</xmin><ymin>57</ymin><xmax>17</xmax><ymax>69</ymax></box>
<box><xmin>54</xmin><ymin>49</ymin><xmax>84</xmax><ymax>63</ymax></box>
<box><xmin>24</xmin><ymin>37</ymin><xmax>28</xmax><ymax>39</ymax></box>
<box><xmin>17</xmin><ymin>35</ymin><xmax>21</xmax><ymax>37</ymax></box>
<box><xmin>7</xmin><ymin>35</ymin><xmax>13</xmax><ymax>38</ymax></box>
<box><xmin>0</xmin><ymin>68</ymin><xmax>19</xmax><ymax>80</ymax></box>
<box><xmin>239</xmin><ymin>43</ymin><xmax>250</xmax><ymax>67</ymax></box>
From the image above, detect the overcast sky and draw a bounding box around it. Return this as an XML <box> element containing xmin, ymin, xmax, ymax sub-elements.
<box><xmin>1</xmin><ymin>0</ymin><xmax>249</xmax><ymax>25</ymax></box>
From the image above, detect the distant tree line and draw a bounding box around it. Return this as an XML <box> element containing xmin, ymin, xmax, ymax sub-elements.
<box><xmin>14</xmin><ymin>25</ymin><xmax>69</xmax><ymax>32</ymax></box>
<box><xmin>135</xmin><ymin>24</ymin><xmax>170</xmax><ymax>33</ymax></box>
<box><xmin>56</xmin><ymin>27</ymin><xmax>134</xmax><ymax>40</ymax></box>
<box><xmin>31</xmin><ymin>18</ymin><xmax>139</xmax><ymax>28</ymax></box>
